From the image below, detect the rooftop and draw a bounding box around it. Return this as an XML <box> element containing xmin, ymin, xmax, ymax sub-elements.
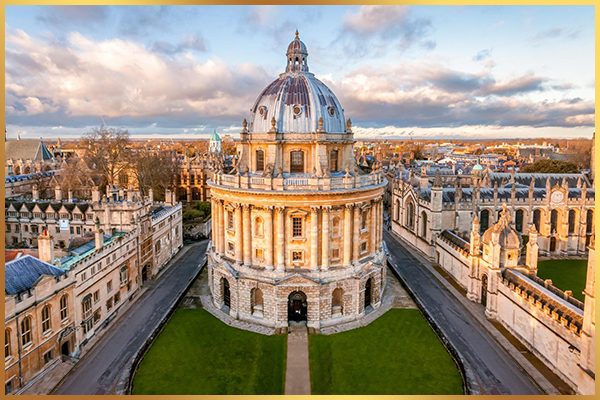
<box><xmin>5</xmin><ymin>255</ymin><xmax>66</xmax><ymax>295</ymax></box>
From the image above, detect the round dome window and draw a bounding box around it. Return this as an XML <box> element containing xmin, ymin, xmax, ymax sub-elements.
<box><xmin>328</xmin><ymin>106</ymin><xmax>336</xmax><ymax>117</ymax></box>
<box><xmin>293</xmin><ymin>105</ymin><xmax>302</xmax><ymax>116</ymax></box>
<box><xmin>259</xmin><ymin>106</ymin><xmax>268</xmax><ymax>119</ymax></box>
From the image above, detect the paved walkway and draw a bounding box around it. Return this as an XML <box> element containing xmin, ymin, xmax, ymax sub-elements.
<box><xmin>284</xmin><ymin>322</ymin><xmax>311</xmax><ymax>394</ymax></box>
<box><xmin>384</xmin><ymin>229</ymin><xmax>547</xmax><ymax>395</ymax></box>
<box><xmin>52</xmin><ymin>241</ymin><xmax>208</xmax><ymax>394</ymax></box>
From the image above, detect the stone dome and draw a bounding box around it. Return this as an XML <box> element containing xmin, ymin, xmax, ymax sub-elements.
<box><xmin>482</xmin><ymin>206</ymin><xmax>521</xmax><ymax>249</ymax></box>
<box><xmin>249</xmin><ymin>31</ymin><xmax>347</xmax><ymax>134</ymax></box>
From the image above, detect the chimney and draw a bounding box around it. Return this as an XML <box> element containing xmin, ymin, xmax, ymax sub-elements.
<box><xmin>165</xmin><ymin>188</ymin><xmax>173</xmax><ymax>205</ymax></box>
<box><xmin>68</xmin><ymin>189</ymin><xmax>73</xmax><ymax>202</ymax></box>
<box><xmin>32</xmin><ymin>185</ymin><xmax>39</xmax><ymax>200</ymax></box>
<box><xmin>94</xmin><ymin>219</ymin><xmax>104</xmax><ymax>250</ymax></box>
<box><xmin>55</xmin><ymin>185</ymin><xmax>62</xmax><ymax>201</ymax></box>
<box><xmin>38</xmin><ymin>229</ymin><xmax>55</xmax><ymax>264</ymax></box>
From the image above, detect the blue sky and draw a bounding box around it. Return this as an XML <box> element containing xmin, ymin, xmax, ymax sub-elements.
<box><xmin>5</xmin><ymin>5</ymin><xmax>595</xmax><ymax>139</ymax></box>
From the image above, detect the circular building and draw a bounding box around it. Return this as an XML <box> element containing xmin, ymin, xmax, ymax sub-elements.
<box><xmin>208</xmin><ymin>32</ymin><xmax>387</xmax><ymax>329</ymax></box>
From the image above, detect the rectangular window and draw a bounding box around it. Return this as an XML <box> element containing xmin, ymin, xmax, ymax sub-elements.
<box><xmin>360</xmin><ymin>242</ymin><xmax>368</xmax><ymax>254</ymax></box>
<box><xmin>24</xmin><ymin>225</ymin><xmax>29</xmax><ymax>232</ymax></box>
<box><xmin>93</xmin><ymin>310</ymin><xmax>101</xmax><ymax>324</ymax></box>
<box><xmin>114</xmin><ymin>292</ymin><xmax>121</xmax><ymax>304</ymax></box>
<box><xmin>55</xmin><ymin>226</ymin><xmax>60</xmax><ymax>234</ymax></box>
<box><xmin>31</xmin><ymin>225</ymin><xmax>39</xmax><ymax>234</ymax></box>
<box><xmin>290</xmin><ymin>151</ymin><xmax>304</xmax><ymax>173</ymax></box>
<box><xmin>15</xmin><ymin>225</ymin><xmax>20</xmax><ymax>233</ymax></box>
<box><xmin>41</xmin><ymin>306</ymin><xmax>51</xmax><ymax>332</ymax></box>
<box><xmin>21</xmin><ymin>318</ymin><xmax>32</xmax><ymax>346</ymax></box>
<box><xmin>33</xmin><ymin>212</ymin><xmax>42</xmax><ymax>219</ymax></box>
<box><xmin>361</xmin><ymin>210</ymin><xmax>368</xmax><ymax>230</ymax></box>
<box><xmin>329</xmin><ymin>150</ymin><xmax>339</xmax><ymax>172</ymax></box>
<box><xmin>6</xmin><ymin>224</ymin><xmax>10</xmax><ymax>233</ymax></box>
<box><xmin>255</xmin><ymin>248</ymin><xmax>264</xmax><ymax>261</ymax></box>
<box><xmin>227</xmin><ymin>242</ymin><xmax>235</xmax><ymax>254</ymax></box>
<box><xmin>292</xmin><ymin>217</ymin><xmax>303</xmax><ymax>238</ymax></box>
<box><xmin>292</xmin><ymin>250</ymin><xmax>303</xmax><ymax>262</ymax></box>
<box><xmin>120</xmin><ymin>266</ymin><xmax>129</xmax><ymax>285</ymax></box>
<box><xmin>93</xmin><ymin>290</ymin><xmax>99</xmax><ymax>303</ymax></box>
<box><xmin>256</xmin><ymin>150</ymin><xmax>265</xmax><ymax>172</ymax></box>
<box><xmin>70</xmin><ymin>227</ymin><xmax>74</xmax><ymax>234</ymax></box>
<box><xmin>106</xmin><ymin>298</ymin><xmax>113</xmax><ymax>311</ymax></box>
<box><xmin>332</xmin><ymin>248</ymin><xmax>340</xmax><ymax>260</ymax></box>
<box><xmin>227</xmin><ymin>211</ymin><xmax>234</xmax><ymax>230</ymax></box>
<box><xmin>5</xmin><ymin>330</ymin><xmax>11</xmax><ymax>358</ymax></box>
<box><xmin>76</xmin><ymin>227</ymin><xmax>81</xmax><ymax>234</ymax></box>
<box><xmin>43</xmin><ymin>350</ymin><xmax>53</xmax><ymax>365</ymax></box>
<box><xmin>60</xmin><ymin>296</ymin><xmax>68</xmax><ymax>320</ymax></box>
<box><xmin>107</xmin><ymin>280</ymin><xmax>113</xmax><ymax>293</ymax></box>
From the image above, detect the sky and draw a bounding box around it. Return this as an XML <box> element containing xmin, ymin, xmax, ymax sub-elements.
<box><xmin>5</xmin><ymin>5</ymin><xmax>595</xmax><ymax>140</ymax></box>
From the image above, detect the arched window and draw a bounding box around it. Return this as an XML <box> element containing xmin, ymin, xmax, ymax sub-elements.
<box><xmin>41</xmin><ymin>305</ymin><xmax>51</xmax><ymax>333</ymax></box>
<box><xmin>14</xmin><ymin>166</ymin><xmax>20</xmax><ymax>175</ymax></box>
<box><xmin>586</xmin><ymin>210</ymin><xmax>594</xmax><ymax>234</ymax></box>
<box><xmin>568</xmin><ymin>210</ymin><xmax>576</xmax><ymax>234</ymax></box>
<box><xmin>405</xmin><ymin>200</ymin><xmax>415</xmax><ymax>231</ymax></box>
<box><xmin>255</xmin><ymin>217</ymin><xmax>264</xmax><ymax>237</ymax></box>
<box><xmin>20</xmin><ymin>316</ymin><xmax>32</xmax><ymax>346</ymax></box>
<box><xmin>550</xmin><ymin>210</ymin><xmax>558</xmax><ymax>233</ymax></box>
<box><xmin>361</xmin><ymin>209</ymin><xmax>368</xmax><ymax>230</ymax></box>
<box><xmin>251</xmin><ymin>287</ymin><xmax>264</xmax><ymax>316</ymax></box>
<box><xmin>5</xmin><ymin>329</ymin><xmax>11</xmax><ymax>358</ymax></box>
<box><xmin>221</xmin><ymin>278</ymin><xmax>230</xmax><ymax>308</ymax></box>
<box><xmin>290</xmin><ymin>151</ymin><xmax>304</xmax><ymax>173</ymax></box>
<box><xmin>60</xmin><ymin>295</ymin><xmax>69</xmax><ymax>320</ymax></box>
<box><xmin>332</xmin><ymin>217</ymin><xmax>340</xmax><ymax>237</ymax></box>
<box><xmin>480</xmin><ymin>209</ymin><xmax>490</xmax><ymax>233</ymax></box>
<box><xmin>533</xmin><ymin>209</ymin><xmax>542</xmax><ymax>232</ymax></box>
<box><xmin>256</xmin><ymin>150</ymin><xmax>265</xmax><ymax>172</ymax></box>
<box><xmin>332</xmin><ymin>287</ymin><xmax>344</xmax><ymax>316</ymax></box>
<box><xmin>421</xmin><ymin>211</ymin><xmax>428</xmax><ymax>238</ymax></box>
<box><xmin>329</xmin><ymin>150</ymin><xmax>339</xmax><ymax>172</ymax></box>
<box><xmin>24</xmin><ymin>166</ymin><xmax>31</xmax><ymax>174</ymax></box>
<box><xmin>515</xmin><ymin>209</ymin><xmax>524</xmax><ymax>233</ymax></box>
<box><xmin>395</xmin><ymin>199</ymin><xmax>400</xmax><ymax>221</ymax></box>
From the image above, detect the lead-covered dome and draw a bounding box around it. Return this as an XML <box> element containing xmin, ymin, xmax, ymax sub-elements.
<box><xmin>249</xmin><ymin>31</ymin><xmax>347</xmax><ymax>134</ymax></box>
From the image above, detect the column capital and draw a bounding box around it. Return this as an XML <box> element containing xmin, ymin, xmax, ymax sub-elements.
<box><xmin>322</xmin><ymin>205</ymin><xmax>332</xmax><ymax>212</ymax></box>
<box><xmin>345</xmin><ymin>203</ymin><xmax>354</xmax><ymax>210</ymax></box>
<box><xmin>242</xmin><ymin>203</ymin><xmax>251</xmax><ymax>211</ymax></box>
<box><xmin>263</xmin><ymin>205</ymin><xmax>274</xmax><ymax>211</ymax></box>
<box><xmin>275</xmin><ymin>205</ymin><xmax>286</xmax><ymax>213</ymax></box>
<box><xmin>310</xmin><ymin>206</ymin><xmax>320</xmax><ymax>213</ymax></box>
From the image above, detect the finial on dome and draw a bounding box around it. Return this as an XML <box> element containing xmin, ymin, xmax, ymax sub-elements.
<box><xmin>241</xmin><ymin>118</ymin><xmax>248</xmax><ymax>133</ymax></box>
<box><xmin>346</xmin><ymin>118</ymin><xmax>352</xmax><ymax>132</ymax></box>
<box><xmin>295</xmin><ymin>29</ymin><xmax>299</xmax><ymax>39</ymax></box>
<box><xmin>318</xmin><ymin>116</ymin><xmax>324</xmax><ymax>132</ymax></box>
<box><xmin>270</xmin><ymin>116</ymin><xmax>277</xmax><ymax>132</ymax></box>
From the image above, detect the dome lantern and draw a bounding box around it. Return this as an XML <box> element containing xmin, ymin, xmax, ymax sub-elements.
<box><xmin>286</xmin><ymin>30</ymin><xmax>309</xmax><ymax>73</ymax></box>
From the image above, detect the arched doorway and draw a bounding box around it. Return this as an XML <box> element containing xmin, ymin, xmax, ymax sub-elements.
<box><xmin>481</xmin><ymin>274</ymin><xmax>488</xmax><ymax>307</ymax></box>
<box><xmin>141</xmin><ymin>264</ymin><xmax>150</xmax><ymax>282</ymax></box>
<box><xmin>550</xmin><ymin>236</ymin><xmax>557</xmax><ymax>252</ymax></box>
<box><xmin>221</xmin><ymin>278</ymin><xmax>231</xmax><ymax>308</ymax></box>
<box><xmin>288</xmin><ymin>291</ymin><xmax>307</xmax><ymax>322</ymax></box>
<box><xmin>364</xmin><ymin>278</ymin><xmax>373</xmax><ymax>310</ymax></box>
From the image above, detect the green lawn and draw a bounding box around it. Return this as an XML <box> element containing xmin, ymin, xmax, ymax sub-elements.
<box><xmin>132</xmin><ymin>309</ymin><xmax>287</xmax><ymax>394</ymax></box>
<box><xmin>537</xmin><ymin>259</ymin><xmax>588</xmax><ymax>301</ymax></box>
<box><xmin>309</xmin><ymin>309</ymin><xmax>464</xmax><ymax>395</ymax></box>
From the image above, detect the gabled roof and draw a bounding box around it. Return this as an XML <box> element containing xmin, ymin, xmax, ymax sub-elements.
<box><xmin>5</xmin><ymin>139</ymin><xmax>54</xmax><ymax>161</ymax></box>
<box><xmin>5</xmin><ymin>255</ymin><xmax>65</xmax><ymax>295</ymax></box>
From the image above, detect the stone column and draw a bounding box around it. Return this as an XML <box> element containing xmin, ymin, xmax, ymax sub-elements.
<box><xmin>321</xmin><ymin>206</ymin><xmax>330</xmax><ymax>271</ymax></box>
<box><xmin>218</xmin><ymin>201</ymin><xmax>225</xmax><ymax>254</ymax></box>
<box><xmin>343</xmin><ymin>204</ymin><xmax>353</xmax><ymax>266</ymax></box>
<box><xmin>234</xmin><ymin>204</ymin><xmax>243</xmax><ymax>264</ymax></box>
<box><xmin>370</xmin><ymin>200</ymin><xmax>377</xmax><ymax>253</ymax></box>
<box><xmin>310</xmin><ymin>206</ymin><xmax>319</xmax><ymax>270</ymax></box>
<box><xmin>265</xmin><ymin>206</ymin><xmax>274</xmax><ymax>270</ymax></box>
<box><xmin>243</xmin><ymin>204</ymin><xmax>252</xmax><ymax>266</ymax></box>
<box><xmin>276</xmin><ymin>206</ymin><xmax>285</xmax><ymax>271</ymax></box>
<box><xmin>353</xmin><ymin>203</ymin><xmax>361</xmax><ymax>263</ymax></box>
<box><xmin>211</xmin><ymin>198</ymin><xmax>217</xmax><ymax>251</ymax></box>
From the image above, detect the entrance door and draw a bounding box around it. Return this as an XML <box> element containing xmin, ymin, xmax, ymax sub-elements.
<box><xmin>288</xmin><ymin>291</ymin><xmax>307</xmax><ymax>322</ymax></box>
<box><xmin>364</xmin><ymin>278</ymin><xmax>372</xmax><ymax>309</ymax></box>
<box><xmin>481</xmin><ymin>275</ymin><xmax>488</xmax><ymax>307</ymax></box>
<box><xmin>61</xmin><ymin>341</ymin><xmax>70</xmax><ymax>357</ymax></box>
<box><xmin>223</xmin><ymin>279</ymin><xmax>231</xmax><ymax>308</ymax></box>
<box><xmin>141</xmin><ymin>265</ymin><xmax>149</xmax><ymax>282</ymax></box>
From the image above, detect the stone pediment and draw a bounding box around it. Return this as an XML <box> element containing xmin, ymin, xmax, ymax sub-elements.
<box><xmin>277</xmin><ymin>273</ymin><xmax>320</xmax><ymax>286</ymax></box>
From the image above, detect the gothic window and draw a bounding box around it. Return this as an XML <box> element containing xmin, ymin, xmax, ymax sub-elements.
<box><xmin>292</xmin><ymin>217</ymin><xmax>303</xmax><ymax>238</ymax></box>
<box><xmin>41</xmin><ymin>305</ymin><xmax>51</xmax><ymax>333</ymax></box>
<box><xmin>256</xmin><ymin>150</ymin><xmax>265</xmax><ymax>172</ymax></box>
<box><xmin>515</xmin><ymin>209</ymin><xmax>524</xmax><ymax>233</ymax></box>
<box><xmin>550</xmin><ymin>210</ymin><xmax>558</xmax><ymax>233</ymax></box>
<box><xmin>568</xmin><ymin>209</ymin><xmax>576</xmax><ymax>234</ymax></box>
<box><xmin>329</xmin><ymin>150</ymin><xmax>339</xmax><ymax>172</ymax></box>
<box><xmin>421</xmin><ymin>211</ymin><xmax>428</xmax><ymax>238</ymax></box>
<box><xmin>405</xmin><ymin>200</ymin><xmax>415</xmax><ymax>231</ymax></box>
<box><xmin>5</xmin><ymin>329</ymin><xmax>11</xmax><ymax>358</ymax></box>
<box><xmin>533</xmin><ymin>209</ymin><xmax>542</xmax><ymax>232</ymax></box>
<box><xmin>21</xmin><ymin>316</ymin><xmax>32</xmax><ymax>346</ymax></box>
<box><xmin>60</xmin><ymin>295</ymin><xmax>69</xmax><ymax>320</ymax></box>
<box><xmin>586</xmin><ymin>210</ymin><xmax>594</xmax><ymax>234</ymax></box>
<box><xmin>290</xmin><ymin>151</ymin><xmax>304</xmax><ymax>173</ymax></box>
<box><xmin>480</xmin><ymin>209</ymin><xmax>490</xmax><ymax>233</ymax></box>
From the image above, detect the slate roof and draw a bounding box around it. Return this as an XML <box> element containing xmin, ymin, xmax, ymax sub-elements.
<box><xmin>5</xmin><ymin>139</ymin><xmax>54</xmax><ymax>161</ymax></box>
<box><xmin>5</xmin><ymin>255</ymin><xmax>65</xmax><ymax>295</ymax></box>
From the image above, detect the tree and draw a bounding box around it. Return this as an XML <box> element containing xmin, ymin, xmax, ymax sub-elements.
<box><xmin>521</xmin><ymin>159</ymin><xmax>580</xmax><ymax>174</ymax></box>
<box><xmin>82</xmin><ymin>127</ymin><xmax>132</xmax><ymax>191</ymax></box>
<box><xmin>129</xmin><ymin>147</ymin><xmax>178</xmax><ymax>199</ymax></box>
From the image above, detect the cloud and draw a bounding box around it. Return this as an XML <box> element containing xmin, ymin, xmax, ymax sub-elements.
<box><xmin>117</xmin><ymin>6</ymin><xmax>171</xmax><ymax>37</ymax></box>
<box><xmin>339</xmin><ymin>6</ymin><xmax>433</xmax><ymax>56</ymax></box>
<box><xmin>532</xmin><ymin>27</ymin><xmax>581</xmax><ymax>42</ymax></box>
<box><xmin>151</xmin><ymin>33</ymin><xmax>207</xmax><ymax>55</ymax></box>
<box><xmin>473</xmin><ymin>49</ymin><xmax>491</xmax><ymax>62</ymax></box>
<box><xmin>5</xmin><ymin>29</ymin><xmax>271</xmax><ymax>130</ymax></box>
<box><xmin>37</xmin><ymin>6</ymin><xmax>108</xmax><ymax>28</ymax></box>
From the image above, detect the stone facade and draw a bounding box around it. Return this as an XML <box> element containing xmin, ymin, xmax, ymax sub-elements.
<box><xmin>207</xmin><ymin>33</ymin><xmax>387</xmax><ymax>330</ymax></box>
